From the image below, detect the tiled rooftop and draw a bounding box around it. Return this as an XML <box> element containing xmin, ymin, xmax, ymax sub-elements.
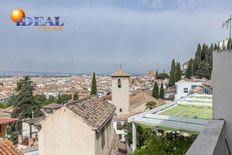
<box><xmin>66</xmin><ymin>96</ymin><xmax>115</xmax><ymax>131</ymax></box>
<box><xmin>0</xmin><ymin>118</ymin><xmax>17</xmax><ymax>125</ymax></box>
<box><xmin>111</xmin><ymin>68</ymin><xmax>129</xmax><ymax>77</ymax></box>
<box><xmin>0</xmin><ymin>140</ymin><xmax>23</xmax><ymax>155</ymax></box>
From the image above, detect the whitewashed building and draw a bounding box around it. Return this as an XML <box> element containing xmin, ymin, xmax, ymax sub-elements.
<box><xmin>175</xmin><ymin>80</ymin><xmax>202</xmax><ymax>100</ymax></box>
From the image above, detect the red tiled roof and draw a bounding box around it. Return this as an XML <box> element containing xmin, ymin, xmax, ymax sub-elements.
<box><xmin>0</xmin><ymin>118</ymin><xmax>17</xmax><ymax>125</ymax></box>
<box><xmin>0</xmin><ymin>140</ymin><xmax>23</xmax><ymax>155</ymax></box>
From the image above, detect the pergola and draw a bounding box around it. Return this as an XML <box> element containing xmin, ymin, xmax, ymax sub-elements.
<box><xmin>128</xmin><ymin>94</ymin><xmax>212</xmax><ymax>152</ymax></box>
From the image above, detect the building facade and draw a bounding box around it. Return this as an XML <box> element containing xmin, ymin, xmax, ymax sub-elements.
<box><xmin>38</xmin><ymin>96</ymin><xmax>115</xmax><ymax>155</ymax></box>
<box><xmin>175</xmin><ymin>80</ymin><xmax>202</xmax><ymax>100</ymax></box>
<box><xmin>111</xmin><ymin>68</ymin><xmax>130</xmax><ymax>115</ymax></box>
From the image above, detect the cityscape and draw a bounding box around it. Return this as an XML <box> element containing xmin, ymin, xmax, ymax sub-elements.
<box><xmin>1</xmin><ymin>0</ymin><xmax>232</xmax><ymax>155</ymax></box>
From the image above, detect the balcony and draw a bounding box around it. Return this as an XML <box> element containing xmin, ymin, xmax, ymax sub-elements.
<box><xmin>186</xmin><ymin>120</ymin><xmax>231</xmax><ymax>155</ymax></box>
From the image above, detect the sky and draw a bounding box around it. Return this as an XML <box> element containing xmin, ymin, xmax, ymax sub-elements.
<box><xmin>0</xmin><ymin>0</ymin><xmax>231</xmax><ymax>74</ymax></box>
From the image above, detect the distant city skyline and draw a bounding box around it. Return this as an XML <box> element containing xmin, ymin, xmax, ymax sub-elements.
<box><xmin>0</xmin><ymin>0</ymin><xmax>231</xmax><ymax>73</ymax></box>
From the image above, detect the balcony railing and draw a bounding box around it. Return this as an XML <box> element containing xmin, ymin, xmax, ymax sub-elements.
<box><xmin>186</xmin><ymin>120</ymin><xmax>231</xmax><ymax>155</ymax></box>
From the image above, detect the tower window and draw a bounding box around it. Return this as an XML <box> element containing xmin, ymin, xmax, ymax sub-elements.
<box><xmin>119</xmin><ymin>108</ymin><xmax>122</xmax><ymax>112</ymax></box>
<box><xmin>118</xmin><ymin>79</ymin><xmax>121</xmax><ymax>88</ymax></box>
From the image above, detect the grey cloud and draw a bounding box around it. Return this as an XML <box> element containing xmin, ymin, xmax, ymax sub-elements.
<box><xmin>0</xmin><ymin>1</ymin><xmax>230</xmax><ymax>74</ymax></box>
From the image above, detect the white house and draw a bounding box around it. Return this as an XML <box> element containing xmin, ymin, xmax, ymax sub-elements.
<box><xmin>43</xmin><ymin>92</ymin><xmax>59</xmax><ymax>99</ymax></box>
<box><xmin>175</xmin><ymin>80</ymin><xmax>202</xmax><ymax>100</ymax></box>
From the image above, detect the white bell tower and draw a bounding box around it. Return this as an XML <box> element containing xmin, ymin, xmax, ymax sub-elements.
<box><xmin>111</xmin><ymin>66</ymin><xmax>130</xmax><ymax>115</ymax></box>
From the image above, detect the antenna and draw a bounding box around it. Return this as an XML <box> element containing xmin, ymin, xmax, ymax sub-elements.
<box><xmin>222</xmin><ymin>14</ymin><xmax>232</xmax><ymax>39</ymax></box>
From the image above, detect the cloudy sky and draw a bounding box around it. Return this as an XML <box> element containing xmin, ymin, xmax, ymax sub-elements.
<box><xmin>0</xmin><ymin>0</ymin><xmax>231</xmax><ymax>74</ymax></box>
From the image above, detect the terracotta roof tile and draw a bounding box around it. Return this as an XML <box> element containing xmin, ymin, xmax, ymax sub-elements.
<box><xmin>0</xmin><ymin>140</ymin><xmax>23</xmax><ymax>155</ymax></box>
<box><xmin>66</xmin><ymin>96</ymin><xmax>115</xmax><ymax>131</ymax></box>
<box><xmin>0</xmin><ymin>118</ymin><xmax>17</xmax><ymax>125</ymax></box>
<box><xmin>111</xmin><ymin>68</ymin><xmax>129</xmax><ymax>77</ymax></box>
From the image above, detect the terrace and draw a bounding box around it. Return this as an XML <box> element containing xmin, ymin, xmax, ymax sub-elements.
<box><xmin>128</xmin><ymin>94</ymin><xmax>213</xmax><ymax>151</ymax></box>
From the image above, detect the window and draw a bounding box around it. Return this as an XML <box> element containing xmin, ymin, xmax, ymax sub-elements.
<box><xmin>116</xmin><ymin>122</ymin><xmax>122</xmax><ymax>130</ymax></box>
<box><xmin>184</xmin><ymin>88</ymin><xmax>188</xmax><ymax>93</ymax></box>
<box><xmin>118</xmin><ymin>79</ymin><xmax>121</xmax><ymax>88</ymax></box>
<box><xmin>119</xmin><ymin>134</ymin><xmax>122</xmax><ymax>140</ymax></box>
<box><xmin>119</xmin><ymin>108</ymin><xmax>122</xmax><ymax>112</ymax></box>
<box><xmin>191</xmin><ymin>85</ymin><xmax>197</xmax><ymax>89</ymax></box>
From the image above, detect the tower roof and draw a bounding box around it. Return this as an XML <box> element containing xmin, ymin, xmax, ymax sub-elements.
<box><xmin>111</xmin><ymin>68</ymin><xmax>130</xmax><ymax>77</ymax></box>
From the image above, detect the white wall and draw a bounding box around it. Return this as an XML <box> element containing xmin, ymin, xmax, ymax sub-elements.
<box><xmin>213</xmin><ymin>50</ymin><xmax>232</xmax><ymax>152</ymax></box>
<box><xmin>113</xmin><ymin>121</ymin><xmax>126</xmax><ymax>142</ymax></box>
<box><xmin>22</xmin><ymin>122</ymin><xmax>38</xmax><ymax>138</ymax></box>
<box><xmin>112</xmin><ymin>77</ymin><xmax>130</xmax><ymax>115</ymax></box>
<box><xmin>175</xmin><ymin>81</ymin><xmax>202</xmax><ymax>100</ymax></box>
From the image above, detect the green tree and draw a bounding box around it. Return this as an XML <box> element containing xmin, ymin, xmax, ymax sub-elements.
<box><xmin>176</xmin><ymin>62</ymin><xmax>182</xmax><ymax>81</ymax></box>
<box><xmin>195</xmin><ymin>61</ymin><xmax>210</xmax><ymax>79</ymax></box>
<box><xmin>152</xmin><ymin>82</ymin><xmax>159</xmax><ymax>99</ymax></box>
<box><xmin>156</xmin><ymin>73</ymin><xmax>169</xmax><ymax>80</ymax></box>
<box><xmin>43</xmin><ymin>96</ymin><xmax>56</xmax><ymax>105</ymax></box>
<box><xmin>11</xmin><ymin>76</ymin><xmax>43</xmax><ymax>120</ymax></box>
<box><xmin>145</xmin><ymin>101</ymin><xmax>157</xmax><ymax>110</ymax></box>
<box><xmin>185</xmin><ymin>58</ymin><xmax>193</xmax><ymax>78</ymax></box>
<box><xmin>155</xmin><ymin>70</ymin><xmax>158</xmax><ymax>79</ymax></box>
<box><xmin>57</xmin><ymin>94</ymin><xmax>72</xmax><ymax>104</ymax></box>
<box><xmin>73</xmin><ymin>92</ymin><xmax>79</xmax><ymax>100</ymax></box>
<box><xmin>9</xmin><ymin>76</ymin><xmax>43</xmax><ymax>143</ymax></box>
<box><xmin>159</xmin><ymin>83</ymin><xmax>164</xmax><ymax>99</ymax></box>
<box><xmin>34</xmin><ymin>95</ymin><xmax>47</xmax><ymax>106</ymax></box>
<box><xmin>227</xmin><ymin>37</ymin><xmax>232</xmax><ymax>49</ymax></box>
<box><xmin>169</xmin><ymin>59</ymin><xmax>176</xmax><ymax>87</ymax></box>
<box><xmin>90</xmin><ymin>72</ymin><xmax>97</xmax><ymax>95</ymax></box>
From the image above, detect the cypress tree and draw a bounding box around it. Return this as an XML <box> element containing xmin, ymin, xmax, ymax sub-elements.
<box><xmin>169</xmin><ymin>59</ymin><xmax>176</xmax><ymax>87</ymax></box>
<box><xmin>185</xmin><ymin>58</ymin><xmax>193</xmax><ymax>78</ymax></box>
<box><xmin>159</xmin><ymin>83</ymin><xmax>164</xmax><ymax>99</ymax></box>
<box><xmin>91</xmin><ymin>72</ymin><xmax>97</xmax><ymax>95</ymax></box>
<box><xmin>152</xmin><ymin>82</ymin><xmax>159</xmax><ymax>99</ymax></box>
<box><xmin>175</xmin><ymin>62</ymin><xmax>182</xmax><ymax>81</ymax></box>
<box><xmin>155</xmin><ymin>70</ymin><xmax>158</xmax><ymax>79</ymax></box>
<box><xmin>227</xmin><ymin>38</ymin><xmax>232</xmax><ymax>49</ymax></box>
<box><xmin>73</xmin><ymin>92</ymin><xmax>79</xmax><ymax>100</ymax></box>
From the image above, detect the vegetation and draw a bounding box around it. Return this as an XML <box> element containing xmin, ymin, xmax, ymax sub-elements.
<box><xmin>185</xmin><ymin>43</ymin><xmax>214</xmax><ymax>79</ymax></box>
<box><xmin>176</xmin><ymin>62</ymin><xmax>182</xmax><ymax>81</ymax></box>
<box><xmin>169</xmin><ymin>59</ymin><xmax>176</xmax><ymax>87</ymax></box>
<box><xmin>57</xmin><ymin>94</ymin><xmax>72</xmax><ymax>104</ymax></box>
<box><xmin>145</xmin><ymin>101</ymin><xmax>157</xmax><ymax>110</ymax></box>
<box><xmin>73</xmin><ymin>92</ymin><xmax>79</xmax><ymax>100</ymax></box>
<box><xmin>159</xmin><ymin>83</ymin><xmax>164</xmax><ymax>99</ymax></box>
<box><xmin>155</xmin><ymin>71</ymin><xmax>169</xmax><ymax>80</ymax></box>
<box><xmin>169</xmin><ymin>59</ymin><xmax>182</xmax><ymax>87</ymax></box>
<box><xmin>123</xmin><ymin>123</ymin><xmax>195</xmax><ymax>155</ymax></box>
<box><xmin>34</xmin><ymin>94</ymin><xmax>72</xmax><ymax>106</ymax></box>
<box><xmin>90</xmin><ymin>72</ymin><xmax>97</xmax><ymax>95</ymax></box>
<box><xmin>6</xmin><ymin>77</ymin><xmax>74</xmax><ymax>144</ymax></box>
<box><xmin>152</xmin><ymin>82</ymin><xmax>159</xmax><ymax>99</ymax></box>
<box><xmin>227</xmin><ymin>37</ymin><xmax>232</xmax><ymax>49</ymax></box>
<box><xmin>9</xmin><ymin>76</ymin><xmax>44</xmax><ymax>144</ymax></box>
